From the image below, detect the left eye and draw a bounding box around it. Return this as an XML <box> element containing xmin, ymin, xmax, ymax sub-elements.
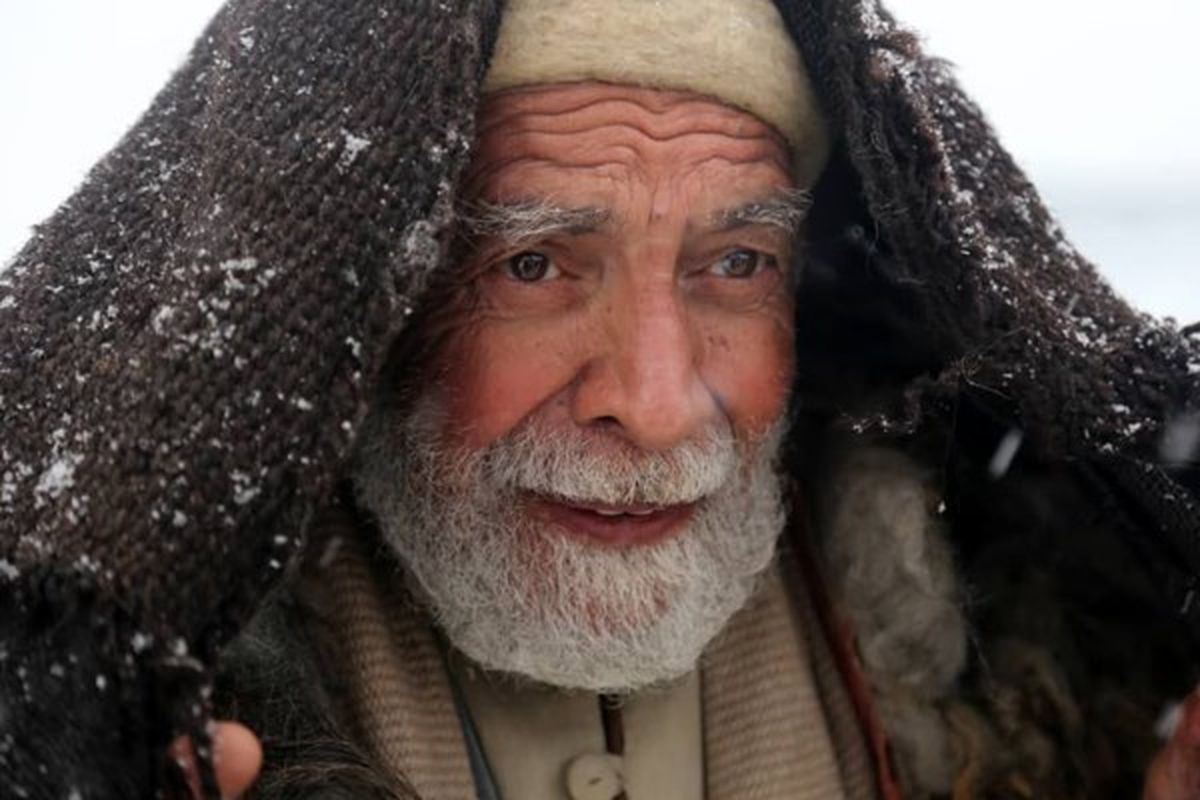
<box><xmin>502</xmin><ymin>251</ymin><xmax>561</xmax><ymax>282</ymax></box>
<box><xmin>711</xmin><ymin>249</ymin><xmax>773</xmax><ymax>278</ymax></box>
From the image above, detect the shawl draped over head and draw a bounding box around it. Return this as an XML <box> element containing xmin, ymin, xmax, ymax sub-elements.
<box><xmin>1</xmin><ymin>1</ymin><xmax>1197</xmax><ymax>797</ymax></box>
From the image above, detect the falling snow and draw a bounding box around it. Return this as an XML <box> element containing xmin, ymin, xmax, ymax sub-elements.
<box><xmin>988</xmin><ymin>429</ymin><xmax>1023</xmax><ymax>479</ymax></box>
<box><xmin>1156</xmin><ymin>700</ymin><xmax>1183</xmax><ymax>740</ymax></box>
<box><xmin>1161</xmin><ymin>415</ymin><xmax>1200</xmax><ymax>467</ymax></box>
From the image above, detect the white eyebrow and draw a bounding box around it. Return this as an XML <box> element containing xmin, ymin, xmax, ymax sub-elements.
<box><xmin>458</xmin><ymin>200</ymin><xmax>610</xmax><ymax>245</ymax></box>
<box><xmin>713</xmin><ymin>188</ymin><xmax>813</xmax><ymax>236</ymax></box>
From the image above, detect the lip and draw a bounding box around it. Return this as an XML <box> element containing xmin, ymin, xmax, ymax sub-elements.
<box><xmin>527</xmin><ymin>494</ymin><xmax>696</xmax><ymax>547</ymax></box>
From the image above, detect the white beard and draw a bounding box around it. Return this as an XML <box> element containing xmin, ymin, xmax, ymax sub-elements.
<box><xmin>353</xmin><ymin>391</ymin><xmax>787</xmax><ymax>694</ymax></box>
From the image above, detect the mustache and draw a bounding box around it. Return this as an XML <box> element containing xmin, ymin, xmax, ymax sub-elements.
<box><xmin>474</xmin><ymin>420</ymin><xmax>741</xmax><ymax>507</ymax></box>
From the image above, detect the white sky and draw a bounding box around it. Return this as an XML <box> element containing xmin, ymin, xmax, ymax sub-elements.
<box><xmin>2</xmin><ymin>1</ymin><xmax>1197</xmax><ymax>321</ymax></box>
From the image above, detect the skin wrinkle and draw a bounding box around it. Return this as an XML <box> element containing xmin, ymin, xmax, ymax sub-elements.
<box><xmin>476</xmin><ymin>88</ymin><xmax>792</xmax><ymax>149</ymax></box>
<box><xmin>484</xmin><ymin>127</ymin><xmax>787</xmax><ymax>157</ymax></box>
<box><xmin>478</xmin><ymin>115</ymin><xmax>784</xmax><ymax>142</ymax></box>
<box><xmin>463</xmin><ymin>150</ymin><xmax>790</xmax><ymax>201</ymax></box>
<box><xmin>473</xmin><ymin>112</ymin><xmax>789</xmax><ymax>141</ymax></box>
<box><xmin>466</xmin><ymin>88</ymin><xmax>793</xmax><ymax>197</ymax></box>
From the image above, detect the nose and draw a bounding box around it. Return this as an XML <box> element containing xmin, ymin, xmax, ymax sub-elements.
<box><xmin>571</xmin><ymin>278</ymin><xmax>718</xmax><ymax>451</ymax></box>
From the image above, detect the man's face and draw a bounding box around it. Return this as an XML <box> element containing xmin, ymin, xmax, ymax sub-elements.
<box><xmin>446</xmin><ymin>82</ymin><xmax>798</xmax><ymax>463</ymax></box>
<box><xmin>357</xmin><ymin>83</ymin><xmax>801</xmax><ymax>692</ymax></box>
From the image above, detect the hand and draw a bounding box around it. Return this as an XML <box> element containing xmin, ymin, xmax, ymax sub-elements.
<box><xmin>1144</xmin><ymin>690</ymin><xmax>1200</xmax><ymax>800</ymax></box>
<box><xmin>170</xmin><ymin>721</ymin><xmax>262</xmax><ymax>800</ymax></box>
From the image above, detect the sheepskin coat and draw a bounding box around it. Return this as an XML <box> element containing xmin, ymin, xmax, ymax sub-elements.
<box><xmin>0</xmin><ymin>0</ymin><xmax>1196</xmax><ymax>798</ymax></box>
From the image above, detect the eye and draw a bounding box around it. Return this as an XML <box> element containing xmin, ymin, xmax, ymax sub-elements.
<box><xmin>503</xmin><ymin>251</ymin><xmax>561</xmax><ymax>282</ymax></box>
<box><xmin>711</xmin><ymin>249</ymin><xmax>774</xmax><ymax>279</ymax></box>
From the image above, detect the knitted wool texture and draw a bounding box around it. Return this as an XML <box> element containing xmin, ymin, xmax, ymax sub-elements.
<box><xmin>1</xmin><ymin>0</ymin><xmax>1197</xmax><ymax>798</ymax></box>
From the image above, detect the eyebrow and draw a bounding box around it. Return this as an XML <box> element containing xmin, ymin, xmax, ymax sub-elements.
<box><xmin>458</xmin><ymin>200</ymin><xmax>610</xmax><ymax>245</ymax></box>
<box><xmin>458</xmin><ymin>187</ymin><xmax>811</xmax><ymax>246</ymax></box>
<box><xmin>713</xmin><ymin>188</ymin><xmax>813</xmax><ymax>236</ymax></box>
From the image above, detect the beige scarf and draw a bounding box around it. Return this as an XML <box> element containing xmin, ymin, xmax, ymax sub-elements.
<box><xmin>316</xmin><ymin>532</ymin><xmax>879</xmax><ymax>800</ymax></box>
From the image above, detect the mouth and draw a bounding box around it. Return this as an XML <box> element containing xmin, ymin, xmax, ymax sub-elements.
<box><xmin>526</xmin><ymin>494</ymin><xmax>697</xmax><ymax>547</ymax></box>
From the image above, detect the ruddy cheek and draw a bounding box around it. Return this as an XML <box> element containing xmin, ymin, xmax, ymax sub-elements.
<box><xmin>705</xmin><ymin>318</ymin><xmax>794</xmax><ymax>437</ymax></box>
<box><xmin>438</xmin><ymin>324</ymin><xmax>580</xmax><ymax>451</ymax></box>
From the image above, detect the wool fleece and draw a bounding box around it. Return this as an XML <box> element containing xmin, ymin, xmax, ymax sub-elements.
<box><xmin>0</xmin><ymin>1</ymin><xmax>1197</xmax><ymax>798</ymax></box>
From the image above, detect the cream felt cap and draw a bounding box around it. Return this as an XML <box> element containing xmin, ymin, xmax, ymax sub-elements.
<box><xmin>484</xmin><ymin>0</ymin><xmax>831</xmax><ymax>188</ymax></box>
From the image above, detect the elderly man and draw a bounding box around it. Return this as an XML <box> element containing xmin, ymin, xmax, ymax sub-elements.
<box><xmin>2</xmin><ymin>1</ymin><xmax>1198</xmax><ymax>799</ymax></box>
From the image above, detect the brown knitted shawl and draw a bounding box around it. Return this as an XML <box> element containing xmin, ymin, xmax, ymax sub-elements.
<box><xmin>1</xmin><ymin>1</ymin><xmax>1196</xmax><ymax>798</ymax></box>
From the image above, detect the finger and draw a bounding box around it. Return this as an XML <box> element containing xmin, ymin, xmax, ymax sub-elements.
<box><xmin>170</xmin><ymin>722</ymin><xmax>263</xmax><ymax>800</ymax></box>
<box><xmin>168</xmin><ymin>734</ymin><xmax>203</xmax><ymax>800</ymax></box>
<box><xmin>1144</xmin><ymin>691</ymin><xmax>1200</xmax><ymax>800</ymax></box>
<box><xmin>212</xmin><ymin>722</ymin><xmax>263</xmax><ymax>798</ymax></box>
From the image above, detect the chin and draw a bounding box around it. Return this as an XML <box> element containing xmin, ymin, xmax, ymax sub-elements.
<box><xmin>437</xmin><ymin>533</ymin><xmax>776</xmax><ymax>694</ymax></box>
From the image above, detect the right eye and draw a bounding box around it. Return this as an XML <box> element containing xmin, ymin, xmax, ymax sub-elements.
<box><xmin>503</xmin><ymin>251</ymin><xmax>561</xmax><ymax>282</ymax></box>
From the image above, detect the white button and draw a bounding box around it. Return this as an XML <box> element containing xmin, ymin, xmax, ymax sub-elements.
<box><xmin>564</xmin><ymin>753</ymin><xmax>624</xmax><ymax>800</ymax></box>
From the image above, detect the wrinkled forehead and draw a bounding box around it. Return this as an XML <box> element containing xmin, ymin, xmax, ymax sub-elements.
<box><xmin>460</xmin><ymin>83</ymin><xmax>796</xmax><ymax>206</ymax></box>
